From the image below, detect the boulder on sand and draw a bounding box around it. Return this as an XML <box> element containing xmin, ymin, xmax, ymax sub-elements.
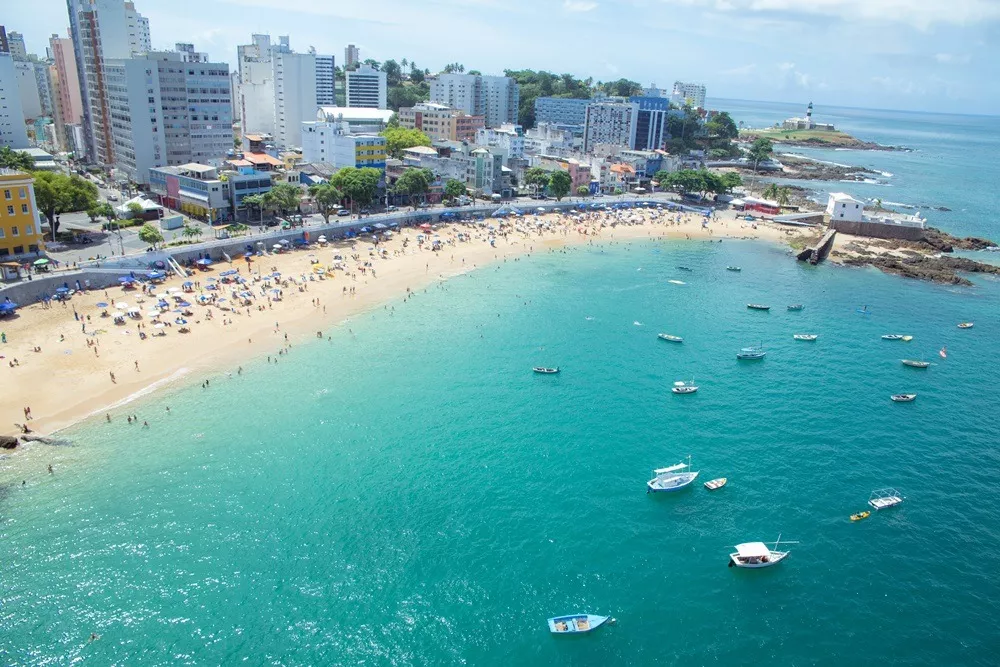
<box><xmin>0</xmin><ymin>435</ymin><xmax>19</xmax><ymax>449</ymax></box>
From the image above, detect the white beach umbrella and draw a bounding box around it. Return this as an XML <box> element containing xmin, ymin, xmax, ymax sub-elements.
<box><xmin>115</xmin><ymin>302</ymin><xmax>129</xmax><ymax>309</ymax></box>
<box><xmin>153</xmin><ymin>322</ymin><xmax>165</xmax><ymax>329</ymax></box>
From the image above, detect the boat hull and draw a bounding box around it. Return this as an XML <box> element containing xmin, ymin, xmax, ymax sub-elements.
<box><xmin>729</xmin><ymin>552</ymin><xmax>788</xmax><ymax>568</ymax></box>
<box><xmin>901</xmin><ymin>360</ymin><xmax>930</xmax><ymax>368</ymax></box>
<box><xmin>647</xmin><ymin>471</ymin><xmax>699</xmax><ymax>492</ymax></box>
<box><xmin>704</xmin><ymin>477</ymin><xmax>727</xmax><ymax>490</ymax></box>
<box><xmin>548</xmin><ymin>614</ymin><xmax>610</xmax><ymax>634</ymax></box>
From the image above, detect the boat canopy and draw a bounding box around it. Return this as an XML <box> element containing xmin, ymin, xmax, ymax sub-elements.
<box><xmin>736</xmin><ymin>542</ymin><xmax>770</xmax><ymax>558</ymax></box>
<box><xmin>654</xmin><ymin>463</ymin><xmax>688</xmax><ymax>474</ymax></box>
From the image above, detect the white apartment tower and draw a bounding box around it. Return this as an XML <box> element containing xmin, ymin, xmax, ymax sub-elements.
<box><xmin>345</xmin><ymin>64</ymin><xmax>386</xmax><ymax>109</ymax></box>
<box><xmin>344</xmin><ymin>44</ymin><xmax>359</xmax><ymax>69</ymax></box>
<box><xmin>67</xmin><ymin>0</ymin><xmax>152</xmax><ymax>164</ymax></box>
<box><xmin>670</xmin><ymin>81</ymin><xmax>706</xmax><ymax>109</ymax></box>
<box><xmin>429</xmin><ymin>73</ymin><xmax>519</xmax><ymax>128</ymax></box>
<box><xmin>0</xmin><ymin>52</ymin><xmax>30</xmax><ymax>148</ymax></box>
<box><xmin>236</xmin><ymin>34</ymin><xmax>336</xmax><ymax>149</ymax></box>
<box><xmin>583</xmin><ymin>101</ymin><xmax>639</xmax><ymax>153</ymax></box>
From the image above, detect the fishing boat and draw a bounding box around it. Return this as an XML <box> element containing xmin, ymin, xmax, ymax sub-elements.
<box><xmin>726</xmin><ymin>266</ymin><xmax>741</xmax><ymax>272</ymax></box>
<box><xmin>901</xmin><ymin>335</ymin><xmax>913</xmax><ymax>342</ymax></box>
<box><xmin>890</xmin><ymin>393</ymin><xmax>917</xmax><ymax>402</ymax></box>
<box><xmin>704</xmin><ymin>477</ymin><xmax>727</xmax><ymax>490</ymax></box>
<box><xmin>533</xmin><ymin>367</ymin><xmax>560</xmax><ymax>374</ymax></box>
<box><xmin>547</xmin><ymin>614</ymin><xmax>614</xmax><ymax>634</ymax></box>
<box><xmin>901</xmin><ymin>359</ymin><xmax>930</xmax><ymax>368</ymax></box>
<box><xmin>647</xmin><ymin>456</ymin><xmax>699</xmax><ymax>493</ymax></box>
<box><xmin>746</xmin><ymin>303</ymin><xmax>770</xmax><ymax>311</ymax></box>
<box><xmin>793</xmin><ymin>334</ymin><xmax>818</xmax><ymax>341</ymax></box>
<box><xmin>658</xmin><ymin>333</ymin><xmax>683</xmax><ymax>342</ymax></box>
<box><xmin>736</xmin><ymin>344</ymin><xmax>766</xmax><ymax>360</ymax></box>
<box><xmin>850</xmin><ymin>511</ymin><xmax>871</xmax><ymax>522</ymax></box>
<box><xmin>671</xmin><ymin>380</ymin><xmax>698</xmax><ymax>394</ymax></box>
<box><xmin>868</xmin><ymin>488</ymin><xmax>904</xmax><ymax>510</ymax></box>
<box><xmin>787</xmin><ymin>304</ymin><xmax>804</xmax><ymax>311</ymax></box>
<box><xmin>881</xmin><ymin>334</ymin><xmax>904</xmax><ymax>340</ymax></box>
<box><xmin>957</xmin><ymin>322</ymin><xmax>974</xmax><ymax>329</ymax></box>
<box><xmin>728</xmin><ymin>536</ymin><xmax>796</xmax><ymax>569</ymax></box>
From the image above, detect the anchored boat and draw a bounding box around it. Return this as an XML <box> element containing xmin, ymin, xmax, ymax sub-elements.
<box><xmin>868</xmin><ymin>488</ymin><xmax>904</xmax><ymax>510</ymax></box>
<box><xmin>729</xmin><ymin>536</ymin><xmax>797</xmax><ymax>569</ymax></box>
<box><xmin>787</xmin><ymin>304</ymin><xmax>804</xmax><ymax>311</ymax></box>
<box><xmin>958</xmin><ymin>322</ymin><xmax>974</xmax><ymax>329</ymax></box>
<box><xmin>882</xmin><ymin>334</ymin><xmax>904</xmax><ymax>340</ymax></box>
<box><xmin>658</xmin><ymin>333</ymin><xmax>683</xmax><ymax>342</ymax></box>
<box><xmin>737</xmin><ymin>344</ymin><xmax>766</xmax><ymax>360</ymax></box>
<box><xmin>533</xmin><ymin>367</ymin><xmax>560</xmax><ymax>374</ymax></box>
<box><xmin>850</xmin><ymin>511</ymin><xmax>871</xmax><ymax>522</ymax></box>
<box><xmin>671</xmin><ymin>380</ymin><xmax>698</xmax><ymax>394</ymax></box>
<box><xmin>726</xmin><ymin>266</ymin><xmax>742</xmax><ymax>272</ymax></box>
<box><xmin>746</xmin><ymin>303</ymin><xmax>770</xmax><ymax>311</ymax></box>
<box><xmin>901</xmin><ymin>359</ymin><xmax>930</xmax><ymax>368</ymax></box>
<box><xmin>891</xmin><ymin>393</ymin><xmax>916</xmax><ymax>402</ymax></box>
<box><xmin>793</xmin><ymin>334</ymin><xmax>818</xmax><ymax>341</ymax></box>
<box><xmin>647</xmin><ymin>456</ymin><xmax>699</xmax><ymax>493</ymax></box>
<box><xmin>547</xmin><ymin>614</ymin><xmax>614</xmax><ymax>634</ymax></box>
<box><xmin>704</xmin><ymin>477</ymin><xmax>727</xmax><ymax>490</ymax></box>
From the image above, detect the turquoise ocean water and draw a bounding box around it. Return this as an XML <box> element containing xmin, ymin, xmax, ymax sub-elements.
<box><xmin>3</xmin><ymin>106</ymin><xmax>1000</xmax><ymax>665</ymax></box>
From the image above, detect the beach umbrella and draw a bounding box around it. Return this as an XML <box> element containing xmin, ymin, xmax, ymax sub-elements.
<box><xmin>118</xmin><ymin>276</ymin><xmax>133</xmax><ymax>284</ymax></box>
<box><xmin>33</xmin><ymin>257</ymin><xmax>50</xmax><ymax>266</ymax></box>
<box><xmin>115</xmin><ymin>302</ymin><xmax>129</xmax><ymax>309</ymax></box>
<box><xmin>271</xmin><ymin>272</ymin><xmax>281</xmax><ymax>277</ymax></box>
<box><xmin>374</xmin><ymin>223</ymin><xmax>387</xmax><ymax>229</ymax></box>
<box><xmin>205</xmin><ymin>283</ymin><xmax>217</xmax><ymax>290</ymax></box>
<box><xmin>217</xmin><ymin>297</ymin><xmax>227</xmax><ymax>303</ymax></box>
<box><xmin>56</xmin><ymin>286</ymin><xmax>70</xmax><ymax>293</ymax></box>
<box><xmin>420</xmin><ymin>223</ymin><xmax>432</xmax><ymax>230</ymax></box>
<box><xmin>146</xmin><ymin>309</ymin><xmax>161</xmax><ymax>317</ymax></box>
<box><xmin>179</xmin><ymin>301</ymin><xmax>191</xmax><ymax>307</ymax></box>
<box><xmin>0</xmin><ymin>302</ymin><xmax>17</xmax><ymax>314</ymax></box>
<box><xmin>153</xmin><ymin>322</ymin><xmax>165</xmax><ymax>329</ymax></box>
<box><xmin>196</xmin><ymin>258</ymin><xmax>212</xmax><ymax>266</ymax></box>
<box><xmin>96</xmin><ymin>302</ymin><xmax>109</xmax><ymax>308</ymax></box>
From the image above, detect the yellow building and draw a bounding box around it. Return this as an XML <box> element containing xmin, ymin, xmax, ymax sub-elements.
<box><xmin>0</xmin><ymin>169</ymin><xmax>44</xmax><ymax>258</ymax></box>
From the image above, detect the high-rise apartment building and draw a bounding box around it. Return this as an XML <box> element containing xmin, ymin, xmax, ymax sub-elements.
<box><xmin>629</xmin><ymin>94</ymin><xmax>674</xmax><ymax>151</ymax></box>
<box><xmin>0</xmin><ymin>53</ymin><xmax>30</xmax><ymax>148</ymax></box>
<box><xmin>345</xmin><ymin>64</ymin><xmax>386</xmax><ymax>109</ymax></box>
<box><xmin>236</xmin><ymin>34</ymin><xmax>336</xmax><ymax>149</ymax></box>
<box><xmin>344</xmin><ymin>44</ymin><xmax>359</xmax><ymax>69</ymax></box>
<box><xmin>583</xmin><ymin>100</ymin><xmax>639</xmax><ymax>153</ymax></box>
<box><xmin>534</xmin><ymin>97</ymin><xmax>589</xmax><ymax>128</ymax></box>
<box><xmin>670</xmin><ymin>81</ymin><xmax>706</xmax><ymax>109</ymax></box>
<box><xmin>67</xmin><ymin>0</ymin><xmax>151</xmax><ymax>164</ymax></box>
<box><xmin>429</xmin><ymin>73</ymin><xmax>518</xmax><ymax>128</ymax></box>
<box><xmin>6</xmin><ymin>32</ymin><xmax>28</xmax><ymax>61</ymax></box>
<box><xmin>104</xmin><ymin>46</ymin><xmax>232</xmax><ymax>184</ymax></box>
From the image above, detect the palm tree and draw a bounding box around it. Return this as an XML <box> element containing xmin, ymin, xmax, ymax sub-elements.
<box><xmin>776</xmin><ymin>187</ymin><xmax>791</xmax><ymax>207</ymax></box>
<box><xmin>762</xmin><ymin>183</ymin><xmax>780</xmax><ymax>201</ymax></box>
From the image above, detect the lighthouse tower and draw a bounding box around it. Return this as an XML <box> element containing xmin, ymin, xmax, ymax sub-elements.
<box><xmin>806</xmin><ymin>102</ymin><xmax>814</xmax><ymax>129</ymax></box>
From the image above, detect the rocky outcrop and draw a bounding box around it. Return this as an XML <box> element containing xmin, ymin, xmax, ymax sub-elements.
<box><xmin>916</xmin><ymin>228</ymin><xmax>998</xmax><ymax>253</ymax></box>
<box><xmin>0</xmin><ymin>435</ymin><xmax>19</xmax><ymax>449</ymax></box>
<box><xmin>841</xmin><ymin>254</ymin><xmax>1000</xmax><ymax>286</ymax></box>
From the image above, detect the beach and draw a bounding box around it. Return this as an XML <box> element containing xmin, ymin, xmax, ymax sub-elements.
<box><xmin>3</xmin><ymin>209</ymin><xmax>799</xmax><ymax>439</ymax></box>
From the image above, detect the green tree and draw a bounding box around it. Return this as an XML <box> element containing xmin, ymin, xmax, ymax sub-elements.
<box><xmin>443</xmin><ymin>63</ymin><xmax>465</xmax><ymax>73</ymax></box>
<box><xmin>762</xmin><ymin>183</ymin><xmax>780</xmax><ymax>201</ymax></box>
<box><xmin>308</xmin><ymin>182</ymin><xmax>344</xmax><ymax>223</ymax></box>
<box><xmin>747</xmin><ymin>138</ymin><xmax>774</xmax><ymax>168</ymax></box>
<box><xmin>86</xmin><ymin>204</ymin><xmax>103</xmax><ymax>223</ymax></box>
<box><xmin>706</xmin><ymin>112</ymin><xmax>738</xmax><ymax>140</ymax></box>
<box><xmin>394</xmin><ymin>168</ymin><xmax>434</xmax><ymax>209</ymax></box>
<box><xmin>443</xmin><ymin>178</ymin><xmax>467</xmax><ymax>202</ymax></box>
<box><xmin>386</xmin><ymin>113</ymin><xmax>400</xmax><ymax>129</ymax></box>
<box><xmin>387</xmin><ymin>81</ymin><xmax>430</xmax><ymax>111</ymax></box>
<box><xmin>597</xmin><ymin>78</ymin><xmax>642</xmax><ymax>97</ymax></box>
<box><xmin>241</xmin><ymin>193</ymin><xmax>265</xmax><ymax>222</ymax></box>
<box><xmin>661</xmin><ymin>170</ymin><xmax>706</xmax><ymax>195</ymax></box>
<box><xmin>96</xmin><ymin>202</ymin><xmax>116</xmax><ymax>223</ymax></box>
<box><xmin>181</xmin><ymin>224</ymin><xmax>203</xmax><ymax>241</ymax></box>
<box><xmin>330</xmin><ymin>166</ymin><xmax>382</xmax><ymax>211</ymax></box>
<box><xmin>720</xmin><ymin>172</ymin><xmax>742</xmax><ymax>192</ymax></box>
<box><xmin>776</xmin><ymin>186</ymin><xmax>792</xmax><ymax>207</ymax></box>
<box><xmin>0</xmin><ymin>146</ymin><xmax>33</xmax><ymax>171</ymax></box>
<box><xmin>547</xmin><ymin>170</ymin><xmax>572</xmax><ymax>201</ymax></box>
<box><xmin>523</xmin><ymin>167</ymin><xmax>550</xmax><ymax>195</ymax></box>
<box><xmin>126</xmin><ymin>201</ymin><xmax>144</xmax><ymax>219</ymax></box>
<box><xmin>31</xmin><ymin>171</ymin><xmax>99</xmax><ymax>239</ymax></box>
<box><xmin>382</xmin><ymin>59</ymin><xmax>403</xmax><ymax>86</ymax></box>
<box><xmin>576</xmin><ymin>185</ymin><xmax>590</xmax><ymax>196</ymax></box>
<box><xmin>362</xmin><ymin>58</ymin><xmax>381</xmax><ymax>70</ymax></box>
<box><xmin>381</xmin><ymin>126</ymin><xmax>432</xmax><ymax>158</ymax></box>
<box><xmin>409</xmin><ymin>66</ymin><xmax>425</xmax><ymax>84</ymax></box>
<box><xmin>137</xmin><ymin>222</ymin><xmax>164</xmax><ymax>248</ymax></box>
<box><xmin>267</xmin><ymin>183</ymin><xmax>302</xmax><ymax>215</ymax></box>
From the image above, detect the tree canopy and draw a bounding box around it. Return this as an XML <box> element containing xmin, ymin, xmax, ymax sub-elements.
<box><xmin>330</xmin><ymin>167</ymin><xmax>382</xmax><ymax>210</ymax></box>
<box><xmin>523</xmin><ymin>167</ymin><xmax>550</xmax><ymax>194</ymax></box>
<box><xmin>747</xmin><ymin>138</ymin><xmax>774</xmax><ymax>166</ymax></box>
<box><xmin>394</xmin><ymin>168</ymin><xmax>434</xmax><ymax>208</ymax></box>
<box><xmin>706</xmin><ymin>112</ymin><xmax>738</xmax><ymax>140</ymax></box>
<box><xmin>381</xmin><ymin>126</ymin><xmax>432</xmax><ymax>158</ymax></box>
<box><xmin>382</xmin><ymin>59</ymin><xmax>403</xmax><ymax>87</ymax></box>
<box><xmin>655</xmin><ymin>169</ymin><xmax>738</xmax><ymax>197</ymax></box>
<box><xmin>0</xmin><ymin>146</ymin><xmax>33</xmax><ymax>171</ymax></box>
<box><xmin>137</xmin><ymin>222</ymin><xmax>164</xmax><ymax>248</ymax></box>
<box><xmin>31</xmin><ymin>171</ymin><xmax>99</xmax><ymax>238</ymax></box>
<box><xmin>265</xmin><ymin>182</ymin><xmax>302</xmax><ymax>215</ymax></box>
<box><xmin>547</xmin><ymin>170</ymin><xmax>572</xmax><ymax>201</ymax></box>
<box><xmin>595</xmin><ymin>78</ymin><xmax>643</xmax><ymax>98</ymax></box>
<box><xmin>503</xmin><ymin>69</ymin><xmax>593</xmax><ymax>128</ymax></box>
<box><xmin>308</xmin><ymin>182</ymin><xmax>344</xmax><ymax>222</ymax></box>
<box><xmin>444</xmin><ymin>179</ymin><xmax>467</xmax><ymax>200</ymax></box>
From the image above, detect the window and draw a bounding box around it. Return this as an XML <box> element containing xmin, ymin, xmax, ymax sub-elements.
<box><xmin>25</xmin><ymin>225</ymin><xmax>33</xmax><ymax>235</ymax></box>
<box><xmin>6</xmin><ymin>206</ymin><xmax>13</xmax><ymax>215</ymax></box>
<box><xmin>0</xmin><ymin>228</ymin><xmax>5</xmax><ymax>238</ymax></box>
<box><xmin>18</xmin><ymin>188</ymin><xmax>26</xmax><ymax>198</ymax></box>
<box><xmin>11</xmin><ymin>225</ymin><xmax>18</xmax><ymax>236</ymax></box>
<box><xmin>21</xmin><ymin>204</ymin><xmax>28</xmax><ymax>214</ymax></box>
<box><xmin>3</xmin><ymin>190</ymin><xmax>9</xmax><ymax>200</ymax></box>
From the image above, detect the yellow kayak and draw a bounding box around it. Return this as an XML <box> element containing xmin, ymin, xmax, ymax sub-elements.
<box><xmin>850</xmin><ymin>511</ymin><xmax>871</xmax><ymax>522</ymax></box>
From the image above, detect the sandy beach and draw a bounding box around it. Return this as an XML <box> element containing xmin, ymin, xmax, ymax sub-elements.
<box><xmin>2</xmin><ymin>209</ymin><xmax>802</xmax><ymax>439</ymax></box>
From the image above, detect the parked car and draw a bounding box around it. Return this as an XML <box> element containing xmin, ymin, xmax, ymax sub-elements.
<box><xmin>107</xmin><ymin>194</ymin><xmax>119</xmax><ymax>202</ymax></box>
<box><xmin>336</xmin><ymin>209</ymin><xmax>350</xmax><ymax>216</ymax></box>
<box><xmin>385</xmin><ymin>205</ymin><xmax>399</xmax><ymax>212</ymax></box>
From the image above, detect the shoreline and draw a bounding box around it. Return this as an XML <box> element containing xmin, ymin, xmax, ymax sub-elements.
<box><xmin>3</xmin><ymin>209</ymin><xmax>800</xmax><ymax>444</ymax></box>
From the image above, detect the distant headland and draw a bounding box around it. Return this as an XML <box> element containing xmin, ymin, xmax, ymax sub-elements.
<box><xmin>740</xmin><ymin>102</ymin><xmax>907</xmax><ymax>151</ymax></box>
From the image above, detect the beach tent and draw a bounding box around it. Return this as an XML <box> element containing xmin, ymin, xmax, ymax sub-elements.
<box><xmin>33</xmin><ymin>258</ymin><xmax>50</xmax><ymax>266</ymax></box>
<box><xmin>196</xmin><ymin>258</ymin><xmax>213</xmax><ymax>266</ymax></box>
<box><xmin>0</xmin><ymin>301</ymin><xmax>18</xmax><ymax>315</ymax></box>
<box><xmin>118</xmin><ymin>276</ymin><xmax>135</xmax><ymax>284</ymax></box>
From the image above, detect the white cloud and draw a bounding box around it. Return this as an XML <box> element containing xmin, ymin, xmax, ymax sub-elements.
<box><xmin>778</xmin><ymin>62</ymin><xmax>812</xmax><ymax>89</ymax></box>
<box><xmin>871</xmin><ymin>76</ymin><xmax>927</xmax><ymax>96</ymax></box>
<box><xmin>564</xmin><ymin>0</ymin><xmax>599</xmax><ymax>10</ymax></box>
<box><xmin>935</xmin><ymin>53</ymin><xmax>972</xmax><ymax>64</ymax></box>
<box><xmin>659</xmin><ymin>0</ymin><xmax>1000</xmax><ymax>29</ymax></box>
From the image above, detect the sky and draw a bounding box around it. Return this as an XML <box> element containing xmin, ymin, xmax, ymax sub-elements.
<box><xmin>7</xmin><ymin>0</ymin><xmax>999</xmax><ymax>115</ymax></box>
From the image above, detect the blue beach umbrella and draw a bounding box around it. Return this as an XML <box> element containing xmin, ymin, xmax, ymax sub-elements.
<box><xmin>96</xmin><ymin>302</ymin><xmax>109</xmax><ymax>308</ymax></box>
<box><xmin>55</xmin><ymin>286</ymin><xmax>69</xmax><ymax>294</ymax></box>
<box><xmin>0</xmin><ymin>302</ymin><xmax>17</xmax><ymax>314</ymax></box>
<box><xmin>179</xmin><ymin>301</ymin><xmax>192</xmax><ymax>307</ymax></box>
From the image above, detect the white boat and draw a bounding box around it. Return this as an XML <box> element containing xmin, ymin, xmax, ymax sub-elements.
<box><xmin>668</xmin><ymin>279</ymin><xmax>686</xmax><ymax>285</ymax></box>
<box><xmin>787</xmin><ymin>304</ymin><xmax>804</xmax><ymax>311</ymax></box>
<box><xmin>704</xmin><ymin>477</ymin><xmax>727</xmax><ymax>490</ymax></box>
<box><xmin>957</xmin><ymin>322</ymin><xmax>974</xmax><ymax>329</ymax></box>
<box><xmin>901</xmin><ymin>359</ymin><xmax>930</xmax><ymax>368</ymax></box>
<box><xmin>548</xmin><ymin>614</ymin><xmax>614</xmax><ymax>634</ymax></box>
<box><xmin>726</xmin><ymin>266</ymin><xmax>741</xmax><ymax>272</ymax></box>
<box><xmin>793</xmin><ymin>334</ymin><xmax>817</xmax><ymax>341</ymax></box>
<box><xmin>729</xmin><ymin>536</ymin><xmax>796</xmax><ymax>569</ymax></box>
<box><xmin>746</xmin><ymin>303</ymin><xmax>770</xmax><ymax>311</ymax></box>
<box><xmin>658</xmin><ymin>333</ymin><xmax>683</xmax><ymax>342</ymax></box>
<box><xmin>868</xmin><ymin>488</ymin><xmax>904</xmax><ymax>510</ymax></box>
<box><xmin>671</xmin><ymin>380</ymin><xmax>698</xmax><ymax>394</ymax></box>
<box><xmin>533</xmin><ymin>367</ymin><xmax>560</xmax><ymax>374</ymax></box>
<box><xmin>647</xmin><ymin>456</ymin><xmax>699</xmax><ymax>493</ymax></box>
<box><xmin>882</xmin><ymin>334</ymin><xmax>904</xmax><ymax>340</ymax></box>
<box><xmin>891</xmin><ymin>393</ymin><xmax>916</xmax><ymax>402</ymax></box>
<box><xmin>736</xmin><ymin>344</ymin><xmax>766</xmax><ymax>360</ymax></box>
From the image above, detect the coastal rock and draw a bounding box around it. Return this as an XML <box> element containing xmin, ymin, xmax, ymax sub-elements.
<box><xmin>20</xmin><ymin>435</ymin><xmax>73</xmax><ymax>447</ymax></box>
<box><xmin>0</xmin><ymin>435</ymin><xmax>19</xmax><ymax>449</ymax></box>
<box><xmin>842</xmin><ymin>254</ymin><xmax>1000</xmax><ymax>286</ymax></box>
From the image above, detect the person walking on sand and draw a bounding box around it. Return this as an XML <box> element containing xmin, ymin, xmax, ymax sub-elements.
<box><xmin>110</xmin><ymin>371</ymin><xmax>116</xmax><ymax>383</ymax></box>
<box><xmin>134</xmin><ymin>361</ymin><xmax>140</xmax><ymax>371</ymax></box>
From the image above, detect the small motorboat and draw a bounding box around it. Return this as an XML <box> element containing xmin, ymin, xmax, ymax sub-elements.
<box><xmin>787</xmin><ymin>304</ymin><xmax>804</xmax><ymax>311</ymax></box>
<box><xmin>793</xmin><ymin>334</ymin><xmax>818</xmax><ymax>341</ymax></box>
<box><xmin>668</xmin><ymin>279</ymin><xmax>686</xmax><ymax>285</ymax></box>
<box><xmin>901</xmin><ymin>359</ymin><xmax>930</xmax><ymax>368</ymax></box>
<box><xmin>850</xmin><ymin>511</ymin><xmax>871</xmax><ymax>522</ymax></box>
<box><xmin>647</xmin><ymin>456</ymin><xmax>699</xmax><ymax>493</ymax></box>
<box><xmin>729</xmin><ymin>536</ymin><xmax>796</xmax><ymax>569</ymax></box>
<box><xmin>548</xmin><ymin>614</ymin><xmax>614</xmax><ymax>634</ymax></box>
<box><xmin>726</xmin><ymin>266</ymin><xmax>741</xmax><ymax>272</ymax></box>
<box><xmin>901</xmin><ymin>335</ymin><xmax>913</xmax><ymax>342</ymax></box>
<box><xmin>957</xmin><ymin>322</ymin><xmax>974</xmax><ymax>329</ymax></box>
<box><xmin>704</xmin><ymin>477</ymin><xmax>727</xmax><ymax>490</ymax></box>
<box><xmin>746</xmin><ymin>303</ymin><xmax>770</xmax><ymax>311</ymax></box>
<box><xmin>658</xmin><ymin>333</ymin><xmax>683</xmax><ymax>342</ymax></box>
<box><xmin>882</xmin><ymin>334</ymin><xmax>904</xmax><ymax>340</ymax></box>
<box><xmin>671</xmin><ymin>380</ymin><xmax>698</xmax><ymax>394</ymax></box>
<box><xmin>533</xmin><ymin>367</ymin><xmax>560</xmax><ymax>374</ymax></box>
<box><xmin>890</xmin><ymin>393</ymin><xmax>917</xmax><ymax>402</ymax></box>
<box><xmin>737</xmin><ymin>344</ymin><xmax>766</xmax><ymax>360</ymax></box>
<box><xmin>868</xmin><ymin>488</ymin><xmax>904</xmax><ymax>510</ymax></box>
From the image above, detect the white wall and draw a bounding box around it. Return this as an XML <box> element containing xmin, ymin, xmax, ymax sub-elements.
<box><xmin>0</xmin><ymin>54</ymin><xmax>30</xmax><ymax>148</ymax></box>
